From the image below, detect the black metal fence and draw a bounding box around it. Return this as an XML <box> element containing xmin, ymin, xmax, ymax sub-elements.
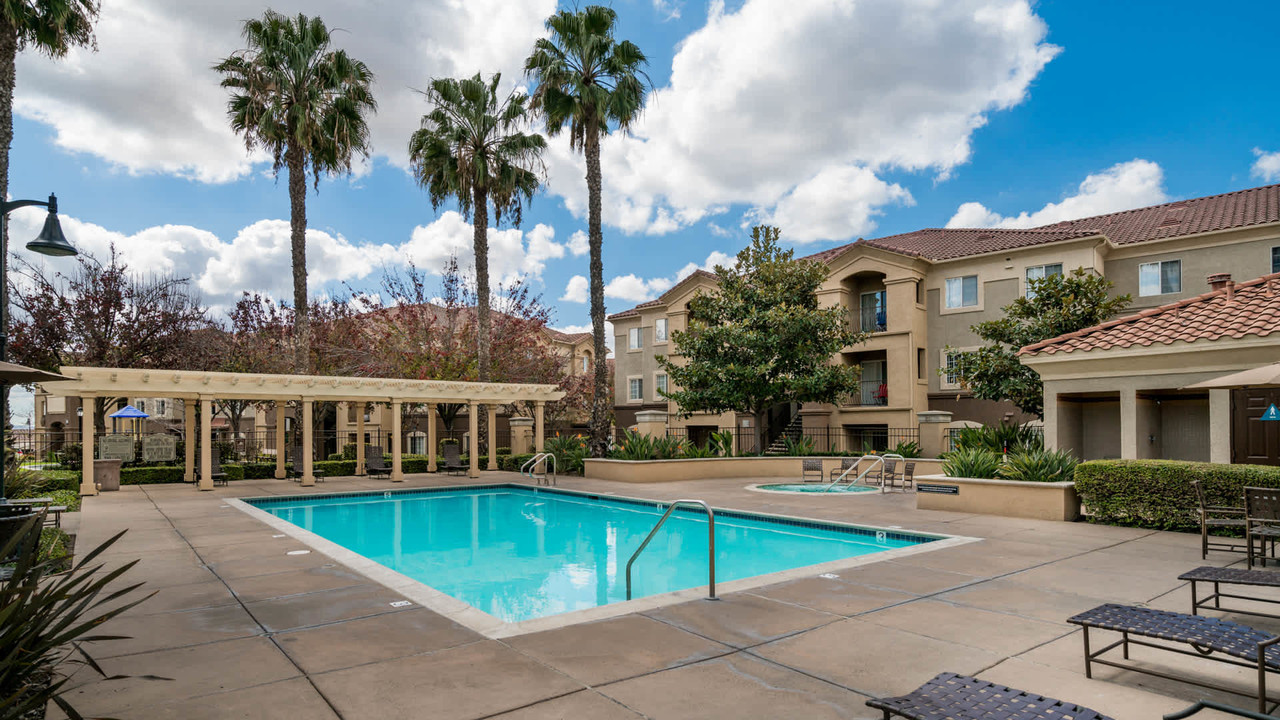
<box><xmin>664</xmin><ymin>426</ymin><xmax>919</xmax><ymax>456</ymax></box>
<box><xmin>663</xmin><ymin>427</ymin><xmax>761</xmax><ymax>455</ymax></box>
<box><xmin>946</xmin><ymin>425</ymin><xmax>1044</xmax><ymax>453</ymax></box>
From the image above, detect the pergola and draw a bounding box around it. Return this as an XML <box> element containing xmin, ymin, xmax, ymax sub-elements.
<box><xmin>45</xmin><ymin>367</ymin><xmax>564</xmax><ymax>495</ymax></box>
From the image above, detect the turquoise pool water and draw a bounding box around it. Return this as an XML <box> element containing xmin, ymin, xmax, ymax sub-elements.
<box><xmin>248</xmin><ymin>485</ymin><xmax>933</xmax><ymax>623</ymax></box>
<box><xmin>755</xmin><ymin>483</ymin><xmax>878</xmax><ymax>493</ymax></box>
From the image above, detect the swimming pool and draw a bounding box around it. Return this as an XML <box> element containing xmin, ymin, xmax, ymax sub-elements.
<box><xmin>241</xmin><ymin>484</ymin><xmax>949</xmax><ymax>628</ymax></box>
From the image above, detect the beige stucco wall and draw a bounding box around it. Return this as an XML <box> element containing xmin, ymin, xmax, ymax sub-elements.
<box><xmin>914</xmin><ymin>474</ymin><xmax>1080</xmax><ymax>521</ymax></box>
<box><xmin>584</xmin><ymin>456</ymin><xmax>944</xmax><ymax>483</ymax></box>
<box><xmin>1106</xmin><ymin>226</ymin><xmax>1280</xmax><ymax>311</ymax></box>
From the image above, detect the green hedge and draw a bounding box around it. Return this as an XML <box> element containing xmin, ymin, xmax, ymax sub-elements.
<box><xmin>1075</xmin><ymin>459</ymin><xmax>1280</xmax><ymax>530</ymax></box>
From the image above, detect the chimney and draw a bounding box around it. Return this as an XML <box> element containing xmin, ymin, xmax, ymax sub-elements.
<box><xmin>1207</xmin><ymin>272</ymin><xmax>1232</xmax><ymax>291</ymax></box>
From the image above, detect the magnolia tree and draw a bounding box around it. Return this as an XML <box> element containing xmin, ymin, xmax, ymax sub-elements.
<box><xmin>9</xmin><ymin>247</ymin><xmax>216</xmax><ymax>429</ymax></box>
<box><xmin>950</xmin><ymin>268</ymin><xmax>1131</xmax><ymax>417</ymax></box>
<box><xmin>658</xmin><ymin>226</ymin><xmax>864</xmax><ymax>453</ymax></box>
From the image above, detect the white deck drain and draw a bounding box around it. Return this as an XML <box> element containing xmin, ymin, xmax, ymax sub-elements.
<box><xmin>389</xmin><ymin>600</ymin><xmax>412</xmax><ymax>608</ymax></box>
<box><xmin>819</xmin><ymin>573</ymin><xmax>839</xmax><ymax>580</ymax></box>
<box><xmin>286</xmin><ymin>550</ymin><xmax>311</xmax><ymax>556</ymax></box>
<box><xmin>272</xmin><ymin>534</ymin><xmax>286</xmax><ymax>538</ymax></box>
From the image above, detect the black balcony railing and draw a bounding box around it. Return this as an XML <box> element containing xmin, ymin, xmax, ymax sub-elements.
<box><xmin>841</xmin><ymin>379</ymin><xmax>887</xmax><ymax>407</ymax></box>
<box><xmin>859</xmin><ymin>305</ymin><xmax>887</xmax><ymax>333</ymax></box>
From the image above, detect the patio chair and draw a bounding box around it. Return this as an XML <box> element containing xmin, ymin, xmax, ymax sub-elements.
<box><xmin>206</xmin><ymin>447</ymin><xmax>228</xmax><ymax>487</ymax></box>
<box><xmin>1068</xmin><ymin>603</ymin><xmax>1280</xmax><ymax>712</ymax></box>
<box><xmin>801</xmin><ymin>458</ymin><xmax>823</xmax><ymax>482</ymax></box>
<box><xmin>828</xmin><ymin>457</ymin><xmax>856</xmax><ymax>482</ymax></box>
<box><xmin>1193</xmin><ymin>479</ymin><xmax>1246</xmax><ymax>559</ymax></box>
<box><xmin>866</xmin><ymin>672</ymin><xmax>1114</xmax><ymax>720</ymax></box>
<box><xmin>1245</xmin><ymin>486</ymin><xmax>1280</xmax><ymax>569</ymax></box>
<box><xmin>867</xmin><ymin>457</ymin><xmax>897</xmax><ymax>487</ymax></box>
<box><xmin>900</xmin><ymin>462</ymin><xmax>915</xmax><ymax>491</ymax></box>
<box><xmin>365</xmin><ymin>445</ymin><xmax>391</xmax><ymax>480</ymax></box>
<box><xmin>441</xmin><ymin>442</ymin><xmax>466</xmax><ymax>476</ymax></box>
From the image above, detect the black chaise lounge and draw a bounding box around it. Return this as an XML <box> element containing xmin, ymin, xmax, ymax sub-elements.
<box><xmin>207</xmin><ymin>447</ymin><xmax>228</xmax><ymax>487</ymax></box>
<box><xmin>1180</xmin><ymin>565</ymin><xmax>1280</xmax><ymax>621</ymax></box>
<box><xmin>1068</xmin><ymin>603</ymin><xmax>1280</xmax><ymax>712</ymax></box>
<box><xmin>365</xmin><ymin>445</ymin><xmax>391</xmax><ymax>480</ymax></box>
<box><xmin>441</xmin><ymin>443</ymin><xmax>466</xmax><ymax>476</ymax></box>
<box><xmin>865</xmin><ymin>672</ymin><xmax>1114</xmax><ymax>720</ymax></box>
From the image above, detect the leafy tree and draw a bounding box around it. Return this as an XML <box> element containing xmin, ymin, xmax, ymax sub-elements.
<box><xmin>408</xmin><ymin>72</ymin><xmax>545</xmax><ymax>387</ymax></box>
<box><xmin>658</xmin><ymin>226</ymin><xmax>864</xmax><ymax>454</ymax></box>
<box><xmin>214</xmin><ymin>11</ymin><xmax>376</xmax><ymax>372</ymax></box>
<box><xmin>950</xmin><ymin>267</ymin><xmax>1131</xmax><ymax>417</ymax></box>
<box><xmin>8</xmin><ymin>247</ymin><xmax>215</xmax><ymax>430</ymax></box>
<box><xmin>214</xmin><ymin>293</ymin><xmax>295</xmax><ymax>439</ymax></box>
<box><xmin>525</xmin><ymin>6</ymin><xmax>649</xmax><ymax>457</ymax></box>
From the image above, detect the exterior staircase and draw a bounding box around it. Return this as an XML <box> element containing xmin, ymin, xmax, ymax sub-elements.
<box><xmin>765</xmin><ymin>414</ymin><xmax>805</xmax><ymax>455</ymax></box>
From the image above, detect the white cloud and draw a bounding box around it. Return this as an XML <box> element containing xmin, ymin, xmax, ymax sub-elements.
<box><xmin>541</xmin><ymin>0</ymin><xmax>1058</xmax><ymax>239</ymax></box>
<box><xmin>8</xmin><ymin>207</ymin><xmax>569</xmax><ymax>316</ymax></box>
<box><xmin>566</xmin><ymin>230</ymin><xmax>589</xmax><ymax>257</ymax></box>
<box><xmin>750</xmin><ymin>165</ymin><xmax>914</xmax><ymax>242</ymax></box>
<box><xmin>13</xmin><ymin>0</ymin><xmax>555</xmax><ymax>182</ymax></box>
<box><xmin>945</xmin><ymin>159</ymin><xmax>1169</xmax><ymax>229</ymax></box>
<box><xmin>1253</xmin><ymin>148</ymin><xmax>1280</xmax><ymax>183</ymax></box>
<box><xmin>561</xmin><ymin>275</ymin><xmax>589</xmax><ymax>303</ymax></box>
<box><xmin>605</xmin><ymin>274</ymin><xmax>674</xmax><ymax>303</ymax></box>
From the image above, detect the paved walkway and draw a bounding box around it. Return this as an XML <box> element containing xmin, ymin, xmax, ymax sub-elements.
<box><xmin>57</xmin><ymin>473</ymin><xmax>1265</xmax><ymax>719</ymax></box>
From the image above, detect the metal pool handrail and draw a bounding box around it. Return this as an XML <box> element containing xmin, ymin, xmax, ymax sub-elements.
<box><xmin>625</xmin><ymin>499</ymin><xmax>717</xmax><ymax>602</ymax></box>
<box><xmin>521</xmin><ymin>453</ymin><xmax>556</xmax><ymax>486</ymax></box>
<box><xmin>822</xmin><ymin>453</ymin><xmax>905</xmax><ymax>493</ymax></box>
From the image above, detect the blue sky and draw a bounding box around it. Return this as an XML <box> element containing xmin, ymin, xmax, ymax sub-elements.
<box><xmin>7</xmin><ymin>0</ymin><xmax>1280</xmax><ymax>356</ymax></box>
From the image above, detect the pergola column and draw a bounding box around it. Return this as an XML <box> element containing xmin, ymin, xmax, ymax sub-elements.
<box><xmin>79</xmin><ymin>395</ymin><xmax>96</xmax><ymax>496</ymax></box>
<box><xmin>183</xmin><ymin>399</ymin><xmax>196</xmax><ymax>483</ymax></box>
<box><xmin>274</xmin><ymin>400</ymin><xmax>286</xmax><ymax>479</ymax></box>
<box><xmin>355</xmin><ymin>402</ymin><xmax>366</xmax><ymax>476</ymax></box>
<box><xmin>468</xmin><ymin>401</ymin><xmax>480</xmax><ymax>479</ymax></box>
<box><xmin>487</xmin><ymin>404</ymin><xmax>498</xmax><ymax>471</ymax></box>
<box><xmin>391</xmin><ymin>400</ymin><xmax>404</xmax><ymax>482</ymax></box>
<box><xmin>535</xmin><ymin>400</ymin><xmax>545</xmax><ymax>453</ymax></box>
<box><xmin>301</xmin><ymin>398</ymin><xmax>315</xmax><ymax>487</ymax></box>
<box><xmin>199</xmin><ymin>396</ymin><xmax>213</xmax><ymax>491</ymax></box>
<box><xmin>427</xmin><ymin>402</ymin><xmax>438</xmax><ymax>473</ymax></box>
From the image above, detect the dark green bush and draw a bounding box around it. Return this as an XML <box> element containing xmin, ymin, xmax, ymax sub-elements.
<box><xmin>954</xmin><ymin>421</ymin><xmax>1043</xmax><ymax>454</ymax></box>
<box><xmin>942</xmin><ymin>448</ymin><xmax>1002</xmax><ymax>479</ymax></box>
<box><xmin>998</xmin><ymin>448</ymin><xmax>1078</xmax><ymax>483</ymax></box>
<box><xmin>1075</xmin><ymin>459</ymin><xmax>1280</xmax><ymax>530</ymax></box>
<box><xmin>502</xmin><ymin>453</ymin><xmax>537</xmax><ymax>472</ymax></box>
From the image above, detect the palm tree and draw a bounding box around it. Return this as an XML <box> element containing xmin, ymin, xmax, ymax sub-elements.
<box><xmin>408</xmin><ymin>72</ymin><xmax>544</xmax><ymax>386</ymax></box>
<box><xmin>525</xmin><ymin>6</ymin><xmax>648</xmax><ymax>457</ymax></box>
<box><xmin>214</xmin><ymin>11</ymin><xmax>376</xmax><ymax>372</ymax></box>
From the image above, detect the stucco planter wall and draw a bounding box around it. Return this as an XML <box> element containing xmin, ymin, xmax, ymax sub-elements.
<box><xmin>583</xmin><ymin>456</ymin><xmax>944</xmax><ymax>483</ymax></box>
<box><xmin>914</xmin><ymin>474</ymin><xmax>1080</xmax><ymax>522</ymax></box>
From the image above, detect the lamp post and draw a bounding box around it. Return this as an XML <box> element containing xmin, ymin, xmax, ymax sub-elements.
<box><xmin>0</xmin><ymin>194</ymin><xmax>77</xmax><ymax>505</ymax></box>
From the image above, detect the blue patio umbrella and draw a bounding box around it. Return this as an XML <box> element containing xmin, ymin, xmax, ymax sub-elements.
<box><xmin>109</xmin><ymin>405</ymin><xmax>149</xmax><ymax>419</ymax></box>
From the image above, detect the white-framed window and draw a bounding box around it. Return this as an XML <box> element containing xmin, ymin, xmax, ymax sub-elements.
<box><xmin>944</xmin><ymin>275</ymin><xmax>979</xmax><ymax>309</ymax></box>
<box><xmin>1024</xmin><ymin>263</ymin><xmax>1063</xmax><ymax>299</ymax></box>
<box><xmin>1139</xmin><ymin>260</ymin><xmax>1181</xmax><ymax>296</ymax></box>
<box><xmin>939</xmin><ymin>348</ymin><xmax>975</xmax><ymax>391</ymax></box>
<box><xmin>408</xmin><ymin>432</ymin><xmax>427</xmax><ymax>455</ymax></box>
<box><xmin>1272</xmin><ymin>246</ymin><xmax>1280</xmax><ymax>274</ymax></box>
<box><xmin>654</xmin><ymin>318</ymin><xmax>668</xmax><ymax>343</ymax></box>
<box><xmin>628</xmin><ymin>327</ymin><xmax>641</xmax><ymax>351</ymax></box>
<box><xmin>136</xmin><ymin>400</ymin><xmax>146</xmax><ymax>414</ymax></box>
<box><xmin>628</xmin><ymin>377</ymin><xmax>644</xmax><ymax>402</ymax></box>
<box><xmin>655</xmin><ymin>373</ymin><xmax>668</xmax><ymax>399</ymax></box>
<box><xmin>580</xmin><ymin>356</ymin><xmax>589</xmax><ymax>373</ymax></box>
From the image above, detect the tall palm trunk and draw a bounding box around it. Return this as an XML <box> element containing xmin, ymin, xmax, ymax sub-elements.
<box><xmin>585</xmin><ymin>124</ymin><xmax>609</xmax><ymax>458</ymax></box>
<box><xmin>285</xmin><ymin>143</ymin><xmax>310</xmax><ymax>373</ymax></box>
<box><xmin>472</xmin><ymin>184</ymin><xmax>491</xmax><ymax>452</ymax></box>
<box><xmin>0</xmin><ymin>24</ymin><xmax>18</xmax><ymax>468</ymax></box>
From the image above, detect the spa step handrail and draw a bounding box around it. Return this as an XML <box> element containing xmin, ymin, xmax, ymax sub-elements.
<box><xmin>625</xmin><ymin>499</ymin><xmax>717</xmax><ymax>602</ymax></box>
<box><xmin>823</xmin><ymin>453</ymin><xmax>905</xmax><ymax>493</ymax></box>
<box><xmin>521</xmin><ymin>453</ymin><xmax>556</xmax><ymax>486</ymax></box>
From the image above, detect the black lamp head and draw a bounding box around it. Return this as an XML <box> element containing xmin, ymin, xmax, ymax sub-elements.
<box><xmin>25</xmin><ymin>194</ymin><xmax>77</xmax><ymax>257</ymax></box>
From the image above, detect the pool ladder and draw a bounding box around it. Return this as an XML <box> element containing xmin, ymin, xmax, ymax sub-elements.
<box><xmin>521</xmin><ymin>452</ymin><xmax>556</xmax><ymax>486</ymax></box>
<box><xmin>625</xmin><ymin>499</ymin><xmax>717</xmax><ymax>601</ymax></box>
<box><xmin>823</xmin><ymin>453</ymin><xmax>904</xmax><ymax>494</ymax></box>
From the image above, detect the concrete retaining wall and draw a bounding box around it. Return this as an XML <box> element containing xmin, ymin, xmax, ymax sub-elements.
<box><xmin>914</xmin><ymin>474</ymin><xmax>1080</xmax><ymax>521</ymax></box>
<box><xmin>583</xmin><ymin>456</ymin><xmax>944</xmax><ymax>483</ymax></box>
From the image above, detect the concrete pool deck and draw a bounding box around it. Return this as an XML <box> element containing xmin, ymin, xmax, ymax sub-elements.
<box><xmin>61</xmin><ymin>472</ymin><xmax>1261</xmax><ymax>719</ymax></box>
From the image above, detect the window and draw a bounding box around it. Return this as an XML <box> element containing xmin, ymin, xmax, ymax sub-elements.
<box><xmin>944</xmin><ymin>275</ymin><xmax>979</xmax><ymax>309</ymax></box>
<box><xmin>1272</xmin><ymin>246</ymin><xmax>1280</xmax><ymax>274</ymax></box>
<box><xmin>628</xmin><ymin>327</ymin><xmax>641</xmax><ymax>350</ymax></box>
<box><xmin>1139</xmin><ymin>260</ymin><xmax>1181</xmax><ymax>296</ymax></box>
<box><xmin>860</xmin><ymin>291</ymin><xmax>886</xmax><ymax>332</ymax></box>
<box><xmin>915</xmin><ymin>279</ymin><xmax>924</xmax><ymax>305</ymax></box>
<box><xmin>580</xmin><ymin>356</ymin><xmax>589</xmax><ymax>373</ymax></box>
<box><xmin>1024</xmin><ymin>263</ymin><xmax>1063</xmax><ymax>298</ymax></box>
<box><xmin>136</xmin><ymin>400</ymin><xmax>146</xmax><ymax>414</ymax></box>
<box><xmin>628</xmin><ymin>377</ymin><xmax>644</xmax><ymax>402</ymax></box>
<box><xmin>157</xmin><ymin>399</ymin><xmax>167</xmax><ymax>416</ymax></box>
<box><xmin>917</xmin><ymin>348</ymin><xmax>925</xmax><ymax>380</ymax></box>
<box><xmin>654</xmin><ymin>318</ymin><xmax>668</xmax><ymax>343</ymax></box>
<box><xmin>939</xmin><ymin>349</ymin><xmax>972</xmax><ymax>391</ymax></box>
<box><xmin>655</xmin><ymin>373</ymin><xmax>668</xmax><ymax>398</ymax></box>
<box><xmin>408</xmin><ymin>432</ymin><xmax>426</xmax><ymax>455</ymax></box>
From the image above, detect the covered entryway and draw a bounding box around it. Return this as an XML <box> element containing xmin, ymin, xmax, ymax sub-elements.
<box><xmin>1231</xmin><ymin>389</ymin><xmax>1280</xmax><ymax>465</ymax></box>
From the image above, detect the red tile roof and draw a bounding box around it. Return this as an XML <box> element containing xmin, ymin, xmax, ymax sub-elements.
<box><xmin>1019</xmin><ymin>272</ymin><xmax>1280</xmax><ymax>357</ymax></box>
<box><xmin>544</xmin><ymin>328</ymin><xmax>592</xmax><ymax>344</ymax></box>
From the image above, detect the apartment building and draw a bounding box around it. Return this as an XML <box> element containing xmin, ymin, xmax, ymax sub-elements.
<box><xmin>609</xmin><ymin>183</ymin><xmax>1280</xmax><ymax>451</ymax></box>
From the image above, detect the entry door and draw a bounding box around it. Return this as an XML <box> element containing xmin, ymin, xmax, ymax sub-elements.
<box><xmin>1233</xmin><ymin>389</ymin><xmax>1280</xmax><ymax>465</ymax></box>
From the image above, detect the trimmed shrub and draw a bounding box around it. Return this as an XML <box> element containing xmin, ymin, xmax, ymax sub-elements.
<box><xmin>502</xmin><ymin>453</ymin><xmax>537</xmax><ymax>472</ymax></box>
<box><xmin>120</xmin><ymin>466</ymin><xmax>186</xmax><ymax>485</ymax></box>
<box><xmin>942</xmin><ymin>448</ymin><xmax>1002</xmax><ymax>479</ymax></box>
<box><xmin>1075</xmin><ymin>460</ymin><xmax>1280</xmax><ymax>530</ymax></box>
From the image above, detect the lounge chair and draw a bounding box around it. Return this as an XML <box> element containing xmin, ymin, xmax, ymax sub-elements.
<box><xmin>801</xmin><ymin>458</ymin><xmax>823</xmax><ymax>482</ymax></box>
<box><xmin>441</xmin><ymin>442</ymin><xmax>466</xmax><ymax>476</ymax></box>
<box><xmin>1068</xmin><ymin>603</ymin><xmax>1280</xmax><ymax>712</ymax></box>
<box><xmin>1166</xmin><ymin>699</ymin><xmax>1280</xmax><ymax>719</ymax></box>
<box><xmin>866</xmin><ymin>672</ymin><xmax>1114</xmax><ymax>720</ymax></box>
<box><xmin>1193</xmin><ymin>479</ymin><xmax>1246</xmax><ymax>559</ymax></box>
<box><xmin>828</xmin><ymin>457</ymin><xmax>856</xmax><ymax>482</ymax></box>
<box><xmin>1245</xmin><ymin>487</ymin><xmax>1280</xmax><ymax>569</ymax></box>
<box><xmin>206</xmin><ymin>447</ymin><xmax>228</xmax><ymax>487</ymax></box>
<box><xmin>365</xmin><ymin>445</ymin><xmax>391</xmax><ymax>480</ymax></box>
<box><xmin>1180</xmin><ymin>566</ymin><xmax>1280</xmax><ymax>621</ymax></box>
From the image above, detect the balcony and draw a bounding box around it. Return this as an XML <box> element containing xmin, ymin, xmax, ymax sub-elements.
<box><xmin>858</xmin><ymin>305</ymin><xmax>886</xmax><ymax>333</ymax></box>
<box><xmin>841</xmin><ymin>379</ymin><xmax>888</xmax><ymax>407</ymax></box>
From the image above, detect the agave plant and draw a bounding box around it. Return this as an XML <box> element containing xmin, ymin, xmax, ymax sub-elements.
<box><xmin>998</xmin><ymin>448</ymin><xmax>1078</xmax><ymax>483</ymax></box>
<box><xmin>953</xmin><ymin>421</ymin><xmax>1043</xmax><ymax>455</ymax></box>
<box><xmin>941</xmin><ymin>447</ymin><xmax>1002</xmax><ymax>479</ymax></box>
<box><xmin>1</xmin><ymin>517</ymin><xmax>156</xmax><ymax>719</ymax></box>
